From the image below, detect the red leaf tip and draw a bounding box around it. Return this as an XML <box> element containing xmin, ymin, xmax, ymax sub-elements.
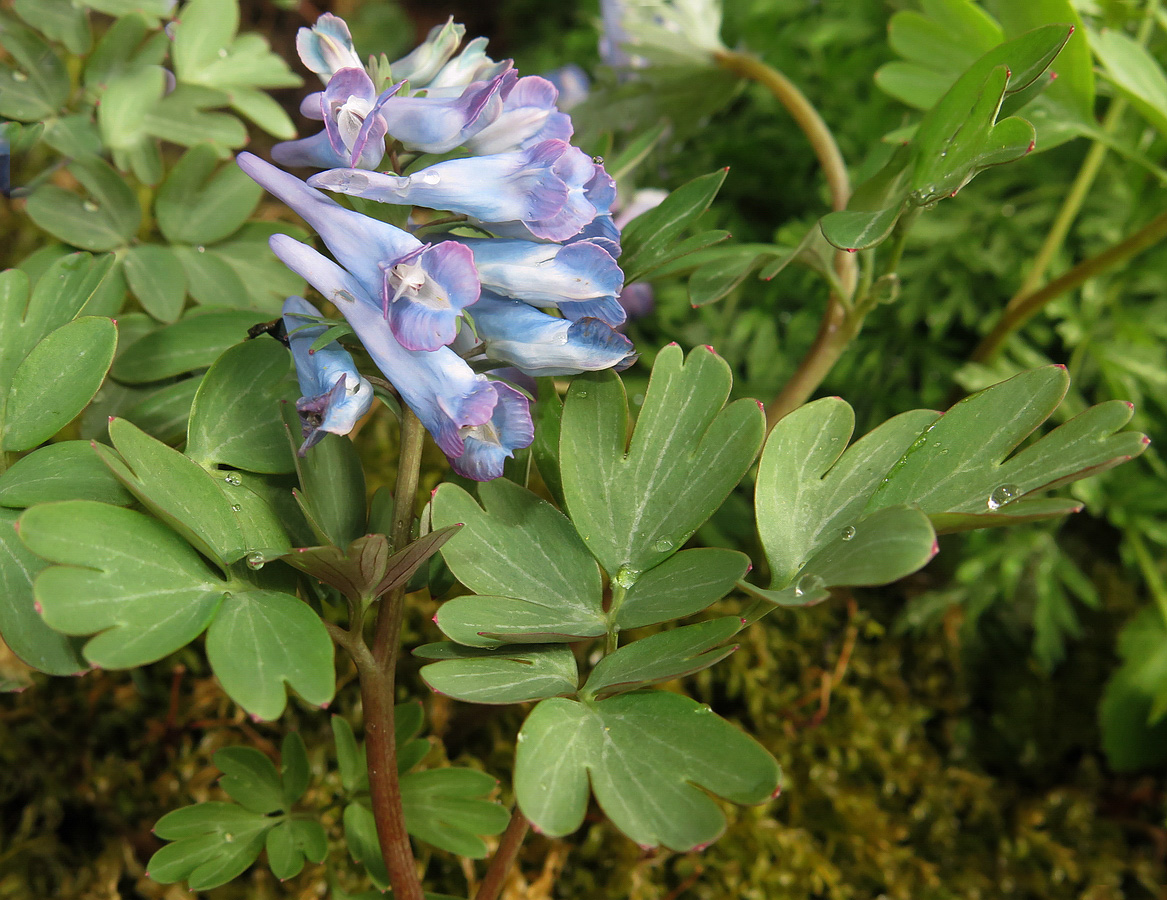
<box><xmin>1049</xmin><ymin>71</ymin><xmax>1059</xmax><ymax>81</ymax></box>
<box><xmin>33</xmin><ymin>600</ymin><xmax>42</xmax><ymax>615</ymax></box>
<box><xmin>755</xmin><ymin>400</ymin><xmax>764</xmax><ymax>411</ymax></box>
<box><xmin>1125</xmin><ymin>401</ymin><xmax>1135</xmax><ymax>410</ymax></box>
<box><xmin>1026</xmin><ymin>140</ymin><xmax>1036</xmax><ymax>153</ymax></box>
<box><xmin>1054</xmin><ymin>363</ymin><xmax>1068</xmax><ymax>370</ymax></box>
<box><xmin>845</xmin><ymin>248</ymin><xmax>858</xmax><ymax>253</ymax></box>
<box><xmin>1142</xmin><ymin>436</ymin><xmax>1152</xmax><ymax>446</ymax></box>
<box><xmin>770</xmin><ymin>785</ymin><xmax>783</xmax><ymax>799</ymax></box>
<box><xmin>691</xmin><ymin>841</ymin><xmax>712</xmax><ymax>853</ymax></box>
<box><xmin>432</xmin><ymin>614</ymin><xmax>439</xmax><ymax>623</ymax></box>
<box><xmin>745</xmin><ymin>563</ymin><xmax>753</xmax><ymax>573</ymax></box>
<box><xmin>107</xmin><ymin>415</ymin><xmax>115</xmax><ymax>422</ymax></box>
<box><xmin>703</xmin><ymin>344</ymin><xmax>717</xmax><ymax>355</ymax></box>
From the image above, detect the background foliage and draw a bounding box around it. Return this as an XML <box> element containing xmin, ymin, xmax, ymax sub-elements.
<box><xmin>1</xmin><ymin>0</ymin><xmax>1166</xmax><ymax>897</ymax></box>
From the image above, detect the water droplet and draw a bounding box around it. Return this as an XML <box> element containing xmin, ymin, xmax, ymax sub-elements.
<box><xmin>612</xmin><ymin>565</ymin><xmax>640</xmax><ymax>590</ymax></box>
<box><xmin>83</xmin><ymin>200</ymin><xmax>99</xmax><ymax>212</ymax></box>
<box><xmin>987</xmin><ymin>484</ymin><xmax>1021</xmax><ymax>510</ymax></box>
<box><xmin>592</xmin><ymin>155</ymin><xmax>604</xmax><ymax>164</ymax></box>
<box><xmin>218</xmin><ymin>48</ymin><xmax>228</xmax><ymax>58</ymax></box>
<box><xmin>223</xmin><ymin>833</ymin><xmax>234</xmax><ymax>843</ymax></box>
<box><xmin>223</xmin><ymin>472</ymin><xmax>241</xmax><ymax>486</ymax></box>
<box><xmin>246</xmin><ymin>551</ymin><xmax>265</xmax><ymax>570</ymax></box>
<box><xmin>421</xmin><ymin>172</ymin><xmax>441</xmax><ymax>185</ymax></box>
<box><xmin>793</xmin><ymin>574</ymin><xmax>826</xmax><ymax>598</ymax></box>
<box><xmin>12</xmin><ymin>71</ymin><xmax>28</xmax><ymax>83</ymax></box>
<box><xmin>576</xmin><ymin>391</ymin><xmax>587</xmax><ymax>398</ymax></box>
<box><xmin>230</xmin><ymin>504</ymin><xmax>242</xmax><ymax>512</ymax></box>
<box><xmin>196</xmin><ymin>245</ymin><xmax>206</xmax><ymax>253</ymax></box>
<box><xmin>840</xmin><ymin>526</ymin><xmax>856</xmax><ymax>542</ymax></box>
<box><xmin>653</xmin><ymin>538</ymin><xmax>674</xmax><ymax>553</ymax></box>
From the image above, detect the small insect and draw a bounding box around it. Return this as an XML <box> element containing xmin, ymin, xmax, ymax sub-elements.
<box><xmin>246</xmin><ymin>318</ymin><xmax>289</xmax><ymax>345</ymax></box>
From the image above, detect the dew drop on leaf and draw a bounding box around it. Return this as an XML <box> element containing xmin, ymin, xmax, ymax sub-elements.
<box><xmin>987</xmin><ymin>483</ymin><xmax>1021</xmax><ymax>510</ymax></box>
<box><xmin>83</xmin><ymin>201</ymin><xmax>99</xmax><ymax>212</ymax></box>
<box><xmin>793</xmin><ymin>574</ymin><xmax>826</xmax><ymax>597</ymax></box>
<box><xmin>653</xmin><ymin>538</ymin><xmax>674</xmax><ymax>552</ymax></box>
<box><xmin>12</xmin><ymin>71</ymin><xmax>28</xmax><ymax>82</ymax></box>
<box><xmin>246</xmin><ymin>552</ymin><xmax>265</xmax><ymax>570</ymax></box>
<box><xmin>230</xmin><ymin>504</ymin><xmax>242</xmax><ymax>512</ymax></box>
<box><xmin>223</xmin><ymin>472</ymin><xmax>241</xmax><ymax>486</ymax></box>
<box><xmin>840</xmin><ymin>526</ymin><xmax>856</xmax><ymax>542</ymax></box>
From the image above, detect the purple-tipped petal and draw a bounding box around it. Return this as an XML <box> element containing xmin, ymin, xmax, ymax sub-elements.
<box><xmin>238</xmin><ymin>153</ymin><xmax>419</xmax><ymax>299</ymax></box>
<box><xmin>381</xmin><ymin>242</ymin><xmax>480</xmax><ymax>351</ymax></box>
<box><xmin>271</xmin><ymin>129</ymin><xmax>351</xmax><ymax>169</ymax></box>
<box><xmin>455</xmin><ymin>237</ymin><xmax>624</xmax><ymax>325</ymax></box>
<box><xmin>425</xmin><ymin>36</ymin><xmax>511</xmax><ymax>95</ymax></box>
<box><xmin>321</xmin><ymin>68</ymin><xmax>380</xmax><ymax>159</ymax></box>
<box><xmin>378</xmin><ymin>70</ymin><xmax>513</xmax><ymax>154</ymax></box>
<box><xmin>282</xmin><ymin>296</ymin><xmax>373</xmax><ymax>452</ymax></box>
<box><xmin>451</xmin><ymin>382</ymin><xmax>534</xmax><ymax>481</ymax></box>
<box><xmin>470</xmin><ymin>293</ymin><xmax>636</xmax><ymax>376</ymax></box>
<box><xmin>300</xmin><ymin>92</ymin><xmax>325</xmax><ymax>120</ymax></box>
<box><xmin>296</xmin><ymin>13</ymin><xmax>363</xmax><ymax>82</ymax></box>
<box><xmin>466</xmin><ymin>76</ymin><xmax>574</xmax><ymax>155</ymax></box>
<box><xmin>270</xmin><ymin>235</ymin><xmax>496</xmax><ymax>460</ymax></box>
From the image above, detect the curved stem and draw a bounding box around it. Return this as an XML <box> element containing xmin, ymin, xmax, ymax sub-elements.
<box><xmin>474</xmin><ymin>807</ymin><xmax>530</xmax><ymax>900</ymax></box>
<box><xmin>357</xmin><ymin>408</ymin><xmax>428</xmax><ymax>900</ymax></box>
<box><xmin>766</xmin><ymin>297</ymin><xmax>857</xmax><ymax>430</ymax></box>
<box><xmin>971</xmin><ymin>209</ymin><xmax>1167</xmax><ymax>363</ymax></box>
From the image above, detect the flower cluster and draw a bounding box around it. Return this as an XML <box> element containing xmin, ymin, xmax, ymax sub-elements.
<box><xmin>240</xmin><ymin>15</ymin><xmax>635</xmax><ymax>480</ymax></box>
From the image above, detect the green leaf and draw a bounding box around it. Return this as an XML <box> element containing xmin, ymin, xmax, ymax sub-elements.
<box><xmin>112</xmin><ymin>309</ymin><xmax>268</xmax><ymax>382</ymax></box>
<box><xmin>431</xmin><ymin>479</ymin><xmax>605</xmax><ymax>647</ymax></box>
<box><xmin>124</xmin><ymin>245</ymin><xmax>187</xmax><ymax>323</ymax></box>
<box><xmin>619</xmin><ymin>170</ymin><xmax>728</xmax><ymax>283</ymax></box>
<box><xmin>688</xmin><ymin>246</ymin><xmax>777</xmax><ymax>307</ymax></box>
<box><xmin>19</xmin><ymin>501</ymin><xmax>228</xmax><ymax>667</ymax></box>
<box><xmin>211</xmin><ymin>223</ymin><xmax>309</xmax><ymax>312</ymax></box>
<box><xmin>143</xmin><ymin>86</ymin><xmax>249</xmax><ymax>149</ymax></box>
<box><xmin>229</xmin><ymin>87</ymin><xmax>297</xmax><ymax>139</ymax></box>
<box><xmin>400</xmin><ymin>768</ymin><xmax>509</xmax><ymax>859</ymax></box>
<box><xmin>614</xmin><ymin>547</ymin><xmax>749</xmax><ymax>629</ymax></box>
<box><xmin>531</xmin><ymin>376</ymin><xmax>565</xmax><ymax>507</ymax></box>
<box><xmin>515</xmin><ymin>692</ymin><xmax>780</xmax><ymax>850</ymax></box>
<box><xmin>756</xmin><ymin>399</ymin><xmax>941</xmax><ymax>588</ymax></box>
<box><xmin>820</xmin><ymin>204</ymin><xmax>904</xmax><ymax>253</ymax></box>
<box><xmin>0</xmin><ymin>23</ymin><xmax>69</xmax><ymax>121</ymax></box>
<box><xmin>266</xmin><ymin>818</ymin><xmax>327</xmax><ymax>881</ymax></box>
<box><xmin>214</xmin><ymin>746</ymin><xmax>285</xmax><ymax>814</ymax></box>
<box><xmin>14</xmin><ymin>0</ymin><xmax>92</xmax><ymax>54</ymax></box>
<box><xmin>186</xmin><ymin>339</ymin><xmax>296</xmax><ymax>474</ymax></box>
<box><xmin>80</xmin><ymin>0</ymin><xmax>173</xmax><ymax>24</ymax></box>
<box><xmin>148</xmin><ymin>802</ymin><xmax>273</xmax><ymax>891</ymax></box>
<box><xmin>171</xmin><ymin>0</ymin><xmax>240</xmax><ymax>84</ymax></box>
<box><xmin>1100</xmin><ymin>607</ymin><xmax>1167</xmax><ymax>771</ymax></box>
<box><xmin>156</xmin><ymin>145</ymin><xmax>264</xmax><ymax>245</ymax></box>
<box><xmin>280</xmin><ymin>731</ymin><xmax>311</xmax><ymax>806</ymax></box>
<box><xmin>1089</xmin><ymin>27</ymin><xmax>1167</xmax><ymax>138</ymax></box>
<box><xmin>560</xmin><ymin>345</ymin><xmax>765</xmax><ymax>579</ymax></box>
<box><xmin>331</xmin><ymin>716</ymin><xmax>366</xmax><ymax>793</ymax></box>
<box><xmin>865</xmin><ymin>368</ymin><xmax>1148</xmax><ymax>532</ymax></box>
<box><xmin>343</xmin><ymin>802</ymin><xmax>389</xmax><ymax>889</ymax></box>
<box><xmin>582</xmin><ymin>617</ymin><xmax>741</xmax><ymax>699</ymax></box>
<box><xmin>206</xmin><ymin>589</ymin><xmax>335</xmax><ymax>720</ymax></box>
<box><xmin>2</xmin><ymin>317</ymin><xmax>117</xmax><ymax>451</ymax></box>
<box><xmin>97</xmin><ymin>66</ymin><xmax>167</xmax><ymax>151</ymax></box>
<box><xmin>124</xmin><ymin>377</ymin><xmax>202</xmax><ymax>443</ymax></box>
<box><xmin>0</xmin><ymin>441</ymin><xmax>134</xmax><ymax>508</ymax></box>
<box><xmin>417</xmin><ymin>643</ymin><xmax>579</xmax><ymax>704</ymax></box>
<box><xmin>995</xmin><ymin>0</ymin><xmax>1094</xmax><ymax>121</ymax></box>
<box><xmin>25</xmin><ymin>158</ymin><xmax>141</xmax><ymax>251</ymax></box>
<box><xmin>174</xmin><ymin>245</ymin><xmax>252</xmax><ymax>308</ymax></box>
<box><xmin>0</xmin><ymin>507</ymin><xmax>86</xmax><ymax>675</ymax></box>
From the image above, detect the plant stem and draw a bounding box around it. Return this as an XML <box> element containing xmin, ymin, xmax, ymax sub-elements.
<box><xmin>971</xmin><ymin>208</ymin><xmax>1167</xmax><ymax>363</ymax></box>
<box><xmin>356</xmin><ymin>408</ymin><xmax>428</xmax><ymax>900</ymax></box>
<box><xmin>475</xmin><ymin>807</ymin><xmax>530</xmax><ymax>900</ymax></box>
<box><xmin>766</xmin><ymin>297</ymin><xmax>857</xmax><ymax>430</ymax></box>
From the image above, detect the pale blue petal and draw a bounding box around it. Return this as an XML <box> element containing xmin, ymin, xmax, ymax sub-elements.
<box><xmin>452</xmin><ymin>382</ymin><xmax>534</xmax><ymax>481</ymax></box>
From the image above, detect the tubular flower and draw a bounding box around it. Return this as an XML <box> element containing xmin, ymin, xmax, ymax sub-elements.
<box><xmin>282</xmin><ymin>296</ymin><xmax>374</xmax><ymax>453</ymax></box>
<box><xmin>243</xmin><ymin>14</ymin><xmax>638</xmax><ymax>480</ymax></box>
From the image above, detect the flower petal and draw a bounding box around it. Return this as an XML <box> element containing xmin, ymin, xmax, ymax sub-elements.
<box><xmin>451</xmin><ymin>382</ymin><xmax>534</xmax><ymax>481</ymax></box>
<box><xmin>381</xmin><ymin>242</ymin><xmax>480</xmax><ymax>351</ymax></box>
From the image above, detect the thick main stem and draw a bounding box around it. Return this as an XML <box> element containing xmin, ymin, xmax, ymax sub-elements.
<box><xmin>475</xmin><ymin>807</ymin><xmax>530</xmax><ymax>900</ymax></box>
<box><xmin>357</xmin><ymin>408</ymin><xmax>428</xmax><ymax>900</ymax></box>
<box><xmin>766</xmin><ymin>298</ymin><xmax>856</xmax><ymax>430</ymax></box>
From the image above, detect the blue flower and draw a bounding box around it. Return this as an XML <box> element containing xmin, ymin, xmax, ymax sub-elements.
<box><xmin>273</xmin><ymin>68</ymin><xmax>401</xmax><ymax>170</ymax></box>
<box><xmin>468</xmin><ymin>293</ymin><xmax>637</xmax><ymax>376</ymax></box>
<box><xmin>376</xmin><ymin>70</ymin><xmax>513</xmax><ymax>155</ymax></box>
<box><xmin>269</xmin><ymin>234</ymin><xmax>519</xmax><ymax>473</ymax></box>
<box><xmin>296</xmin><ymin>12</ymin><xmax>364</xmax><ymax>82</ymax></box>
<box><xmin>379</xmin><ymin>241</ymin><xmax>480</xmax><ymax>352</ymax></box>
<box><xmin>309</xmin><ymin>139</ymin><xmax>601</xmax><ymax>242</ymax></box>
<box><xmin>543</xmin><ymin>64</ymin><xmax>590</xmax><ymax>111</ymax></box>
<box><xmin>455</xmin><ymin>237</ymin><xmax>625</xmax><ymax>326</ymax></box>
<box><xmin>465</xmin><ymin>76</ymin><xmax>574</xmax><ymax>155</ymax></box>
<box><xmin>452</xmin><ymin>381</ymin><xmax>534</xmax><ymax>481</ymax></box>
<box><xmin>389</xmin><ymin>18</ymin><xmax>464</xmax><ymax>87</ymax></box>
<box><xmin>423</xmin><ymin>36</ymin><xmax>511</xmax><ymax>95</ymax></box>
<box><xmin>282</xmin><ymin>296</ymin><xmax>374</xmax><ymax>453</ymax></box>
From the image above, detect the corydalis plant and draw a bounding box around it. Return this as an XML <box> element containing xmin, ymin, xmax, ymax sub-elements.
<box><xmin>239</xmin><ymin>15</ymin><xmax>631</xmax><ymax>480</ymax></box>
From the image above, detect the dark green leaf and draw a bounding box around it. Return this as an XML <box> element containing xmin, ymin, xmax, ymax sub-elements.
<box><xmin>0</xmin><ymin>507</ymin><xmax>86</xmax><ymax>675</ymax></box>
<box><xmin>148</xmin><ymin>802</ymin><xmax>273</xmax><ymax>891</ymax></box>
<box><xmin>515</xmin><ymin>692</ymin><xmax>780</xmax><ymax>850</ymax></box>
<box><xmin>615</xmin><ymin>547</ymin><xmax>749</xmax><ymax>629</ymax></box>
<box><xmin>2</xmin><ymin>317</ymin><xmax>117</xmax><ymax>452</ymax></box>
<box><xmin>820</xmin><ymin>203</ymin><xmax>904</xmax><ymax>252</ymax></box>
<box><xmin>124</xmin><ymin>245</ymin><xmax>187</xmax><ymax>323</ymax></box>
<box><xmin>432</xmin><ymin>479</ymin><xmax>605</xmax><ymax>647</ymax></box>
<box><xmin>582</xmin><ymin>617</ymin><xmax>741</xmax><ymax>699</ymax></box>
<box><xmin>560</xmin><ymin>345</ymin><xmax>765</xmax><ymax>579</ymax></box>
<box><xmin>156</xmin><ymin>145</ymin><xmax>264</xmax><ymax>245</ymax></box>
<box><xmin>0</xmin><ymin>441</ymin><xmax>134</xmax><ymax>508</ymax></box>
<box><xmin>1089</xmin><ymin>27</ymin><xmax>1167</xmax><ymax>138</ymax></box>
<box><xmin>186</xmin><ymin>338</ymin><xmax>296</xmax><ymax>474</ymax></box>
<box><xmin>280</xmin><ymin>732</ymin><xmax>311</xmax><ymax>806</ymax></box>
<box><xmin>290</xmin><ymin>402</ymin><xmax>367</xmax><ymax>548</ymax></box>
<box><xmin>418</xmin><ymin>643</ymin><xmax>578</xmax><ymax>704</ymax></box>
<box><xmin>19</xmin><ymin>501</ymin><xmax>229</xmax><ymax>667</ymax></box>
<box><xmin>1100</xmin><ymin>607</ymin><xmax>1167</xmax><ymax>771</ymax></box>
<box><xmin>0</xmin><ymin>23</ymin><xmax>69</xmax><ymax>121</ymax></box>
<box><xmin>620</xmin><ymin>170</ymin><xmax>728</xmax><ymax>283</ymax></box>
<box><xmin>400</xmin><ymin>768</ymin><xmax>509</xmax><ymax>859</ymax></box>
<box><xmin>331</xmin><ymin>716</ymin><xmax>367</xmax><ymax>793</ymax></box>
<box><xmin>13</xmin><ymin>0</ymin><xmax>92</xmax><ymax>54</ymax></box>
<box><xmin>112</xmin><ymin>309</ymin><xmax>268</xmax><ymax>383</ymax></box>
<box><xmin>206</xmin><ymin>589</ymin><xmax>335</xmax><ymax>720</ymax></box>
<box><xmin>214</xmin><ymin>746</ymin><xmax>285</xmax><ymax>814</ymax></box>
